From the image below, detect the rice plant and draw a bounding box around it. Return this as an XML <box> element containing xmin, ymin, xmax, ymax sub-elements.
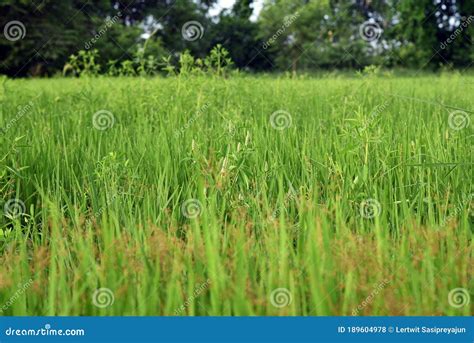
<box><xmin>0</xmin><ymin>73</ymin><xmax>472</xmax><ymax>316</ymax></box>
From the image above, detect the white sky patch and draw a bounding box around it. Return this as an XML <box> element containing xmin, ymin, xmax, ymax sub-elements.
<box><xmin>209</xmin><ymin>0</ymin><xmax>234</xmax><ymax>16</ymax></box>
<box><xmin>250</xmin><ymin>0</ymin><xmax>263</xmax><ymax>22</ymax></box>
<box><xmin>144</xmin><ymin>0</ymin><xmax>264</xmax><ymax>37</ymax></box>
<box><xmin>210</xmin><ymin>0</ymin><xmax>264</xmax><ymax>21</ymax></box>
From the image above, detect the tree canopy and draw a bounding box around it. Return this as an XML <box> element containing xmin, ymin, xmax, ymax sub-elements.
<box><xmin>0</xmin><ymin>0</ymin><xmax>472</xmax><ymax>76</ymax></box>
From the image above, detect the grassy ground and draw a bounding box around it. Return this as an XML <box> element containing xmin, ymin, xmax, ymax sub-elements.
<box><xmin>0</xmin><ymin>74</ymin><xmax>472</xmax><ymax>316</ymax></box>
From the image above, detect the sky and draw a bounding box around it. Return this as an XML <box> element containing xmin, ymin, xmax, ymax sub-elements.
<box><xmin>209</xmin><ymin>0</ymin><xmax>264</xmax><ymax>21</ymax></box>
<box><xmin>142</xmin><ymin>0</ymin><xmax>263</xmax><ymax>38</ymax></box>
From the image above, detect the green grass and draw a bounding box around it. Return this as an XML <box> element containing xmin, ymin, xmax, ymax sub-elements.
<box><xmin>0</xmin><ymin>73</ymin><xmax>472</xmax><ymax>316</ymax></box>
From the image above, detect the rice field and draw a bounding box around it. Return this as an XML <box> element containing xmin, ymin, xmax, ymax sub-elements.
<box><xmin>0</xmin><ymin>73</ymin><xmax>472</xmax><ymax>316</ymax></box>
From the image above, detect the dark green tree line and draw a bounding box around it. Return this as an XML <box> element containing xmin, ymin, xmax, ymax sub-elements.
<box><xmin>0</xmin><ymin>0</ymin><xmax>472</xmax><ymax>76</ymax></box>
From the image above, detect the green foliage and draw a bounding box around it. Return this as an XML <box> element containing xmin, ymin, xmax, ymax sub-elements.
<box><xmin>0</xmin><ymin>0</ymin><xmax>100</xmax><ymax>76</ymax></box>
<box><xmin>63</xmin><ymin>50</ymin><xmax>101</xmax><ymax>77</ymax></box>
<box><xmin>0</xmin><ymin>1</ymin><xmax>473</xmax><ymax>75</ymax></box>
<box><xmin>62</xmin><ymin>45</ymin><xmax>234</xmax><ymax>77</ymax></box>
<box><xmin>0</xmin><ymin>75</ymin><xmax>472</xmax><ymax>315</ymax></box>
<box><xmin>160</xmin><ymin>56</ymin><xmax>177</xmax><ymax>76</ymax></box>
<box><xmin>203</xmin><ymin>44</ymin><xmax>234</xmax><ymax>76</ymax></box>
<box><xmin>210</xmin><ymin>0</ymin><xmax>268</xmax><ymax>70</ymax></box>
<box><xmin>63</xmin><ymin>42</ymin><xmax>166</xmax><ymax>77</ymax></box>
<box><xmin>166</xmin><ymin>45</ymin><xmax>233</xmax><ymax>77</ymax></box>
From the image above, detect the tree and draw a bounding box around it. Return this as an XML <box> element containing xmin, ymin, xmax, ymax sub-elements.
<box><xmin>0</xmin><ymin>0</ymin><xmax>101</xmax><ymax>76</ymax></box>
<box><xmin>0</xmin><ymin>0</ymin><xmax>215</xmax><ymax>76</ymax></box>
<box><xmin>209</xmin><ymin>0</ymin><xmax>269</xmax><ymax>70</ymax></box>
<box><xmin>258</xmin><ymin>0</ymin><xmax>376</xmax><ymax>71</ymax></box>
<box><xmin>392</xmin><ymin>0</ymin><xmax>473</xmax><ymax>68</ymax></box>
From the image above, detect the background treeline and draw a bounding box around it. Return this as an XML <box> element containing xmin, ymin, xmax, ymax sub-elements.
<box><xmin>0</xmin><ymin>0</ymin><xmax>473</xmax><ymax>77</ymax></box>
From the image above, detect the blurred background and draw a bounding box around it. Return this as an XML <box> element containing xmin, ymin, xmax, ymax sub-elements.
<box><xmin>0</xmin><ymin>0</ymin><xmax>473</xmax><ymax>77</ymax></box>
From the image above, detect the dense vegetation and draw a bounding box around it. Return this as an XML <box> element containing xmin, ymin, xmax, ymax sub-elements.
<box><xmin>0</xmin><ymin>72</ymin><xmax>472</xmax><ymax>315</ymax></box>
<box><xmin>1</xmin><ymin>0</ymin><xmax>473</xmax><ymax>76</ymax></box>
